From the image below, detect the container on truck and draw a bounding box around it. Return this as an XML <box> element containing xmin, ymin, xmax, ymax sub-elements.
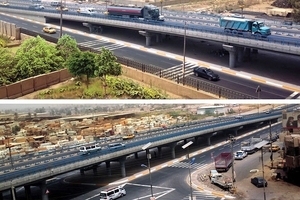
<box><xmin>214</xmin><ymin>152</ymin><xmax>232</xmax><ymax>172</ymax></box>
<box><xmin>219</xmin><ymin>17</ymin><xmax>271</xmax><ymax>37</ymax></box>
<box><xmin>106</xmin><ymin>5</ymin><xmax>164</xmax><ymax>21</ymax></box>
<box><xmin>211</xmin><ymin>173</ymin><xmax>233</xmax><ymax>190</ymax></box>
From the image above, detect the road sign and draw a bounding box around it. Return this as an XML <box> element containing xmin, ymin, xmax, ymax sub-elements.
<box><xmin>190</xmin><ymin>157</ymin><xmax>195</xmax><ymax>165</ymax></box>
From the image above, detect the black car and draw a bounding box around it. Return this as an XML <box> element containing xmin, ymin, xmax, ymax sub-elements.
<box><xmin>251</xmin><ymin>177</ymin><xmax>268</xmax><ymax>187</ymax></box>
<box><xmin>193</xmin><ymin>67</ymin><xmax>219</xmax><ymax>81</ymax></box>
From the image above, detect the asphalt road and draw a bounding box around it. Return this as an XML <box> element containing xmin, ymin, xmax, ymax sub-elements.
<box><xmin>1</xmin><ymin>13</ymin><xmax>297</xmax><ymax>99</ymax></box>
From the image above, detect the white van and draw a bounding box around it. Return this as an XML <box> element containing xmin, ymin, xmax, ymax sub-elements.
<box><xmin>77</xmin><ymin>7</ymin><xmax>96</xmax><ymax>15</ymax></box>
<box><xmin>108</xmin><ymin>143</ymin><xmax>125</xmax><ymax>150</ymax></box>
<box><xmin>100</xmin><ymin>186</ymin><xmax>126</xmax><ymax>200</ymax></box>
<box><xmin>29</xmin><ymin>4</ymin><xmax>44</xmax><ymax>9</ymax></box>
<box><xmin>50</xmin><ymin>1</ymin><xmax>61</xmax><ymax>6</ymax></box>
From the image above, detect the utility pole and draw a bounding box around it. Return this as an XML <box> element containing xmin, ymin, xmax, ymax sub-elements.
<box><xmin>59</xmin><ymin>0</ymin><xmax>63</xmax><ymax>38</ymax></box>
<box><xmin>269</xmin><ymin>120</ymin><xmax>273</xmax><ymax>168</ymax></box>
<box><xmin>229</xmin><ymin>134</ymin><xmax>236</xmax><ymax>193</ymax></box>
<box><xmin>261</xmin><ymin>148</ymin><xmax>266</xmax><ymax>200</ymax></box>
<box><xmin>182</xmin><ymin>21</ymin><xmax>187</xmax><ymax>85</ymax></box>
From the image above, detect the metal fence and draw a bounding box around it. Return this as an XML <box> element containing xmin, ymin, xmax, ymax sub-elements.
<box><xmin>20</xmin><ymin>28</ymin><xmax>254</xmax><ymax>99</ymax></box>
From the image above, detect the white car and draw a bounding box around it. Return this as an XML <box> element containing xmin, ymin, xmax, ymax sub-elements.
<box><xmin>234</xmin><ymin>150</ymin><xmax>247</xmax><ymax>160</ymax></box>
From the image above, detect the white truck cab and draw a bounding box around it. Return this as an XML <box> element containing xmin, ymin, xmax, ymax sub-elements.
<box><xmin>77</xmin><ymin>7</ymin><xmax>96</xmax><ymax>15</ymax></box>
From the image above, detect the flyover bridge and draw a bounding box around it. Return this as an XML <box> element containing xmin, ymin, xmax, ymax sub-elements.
<box><xmin>0</xmin><ymin>111</ymin><xmax>283</xmax><ymax>199</ymax></box>
<box><xmin>0</xmin><ymin>7</ymin><xmax>299</xmax><ymax>68</ymax></box>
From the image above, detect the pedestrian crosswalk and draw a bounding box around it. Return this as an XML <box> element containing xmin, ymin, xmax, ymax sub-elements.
<box><xmin>78</xmin><ymin>40</ymin><xmax>125</xmax><ymax>51</ymax></box>
<box><xmin>182</xmin><ymin>191</ymin><xmax>224</xmax><ymax>200</ymax></box>
<box><xmin>168</xmin><ymin>161</ymin><xmax>208</xmax><ymax>170</ymax></box>
<box><xmin>155</xmin><ymin>62</ymin><xmax>198</xmax><ymax>81</ymax></box>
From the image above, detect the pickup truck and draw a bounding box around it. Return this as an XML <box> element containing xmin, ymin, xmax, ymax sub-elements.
<box><xmin>211</xmin><ymin>174</ymin><xmax>233</xmax><ymax>190</ymax></box>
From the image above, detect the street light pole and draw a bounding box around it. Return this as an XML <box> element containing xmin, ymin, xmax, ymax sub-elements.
<box><xmin>160</xmin><ymin>0</ymin><xmax>163</xmax><ymax>15</ymax></box>
<box><xmin>269</xmin><ymin>120</ymin><xmax>273</xmax><ymax>168</ymax></box>
<box><xmin>59</xmin><ymin>0</ymin><xmax>63</xmax><ymax>38</ymax></box>
<box><xmin>182</xmin><ymin>21</ymin><xmax>187</xmax><ymax>85</ymax></box>
<box><xmin>261</xmin><ymin>147</ymin><xmax>267</xmax><ymax>200</ymax></box>
<box><xmin>229</xmin><ymin>134</ymin><xmax>236</xmax><ymax>192</ymax></box>
<box><xmin>142</xmin><ymin>142</ymin><xmax>154</xmax><ymax>198</ymax></box>
<box><xmin>182</xmin><ymin>141</ymin><xmax>193</xmax><ymax>200</ymax></box>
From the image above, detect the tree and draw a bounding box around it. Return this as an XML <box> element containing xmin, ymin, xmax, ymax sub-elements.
<box><xmin>94</xmin><ymin>48</ymin><xmax>122</xmax><ymax>97</ymax></box>
<box><xmin>56</xmin><ymin>34</ymin><xmax>80</xmax><ymax>62</ymax></box>
<box><xmin>13</xmin><ymin>113</ymin><xmax>18</xmax><ymax>121</ymax></box>
<box><xmin>66</xmin><ymin>51</ymin><xmax>97</xmax><ymax>87</ymax></box>
<box><xmin>14</xmin><ymin>36</ymin><xmax>64</xmax><ymax>81</ymax></box>
<box><xmin>0</xmin><ymin>47</ymin><xmax>16</xmax><ymax>85</ymax></box>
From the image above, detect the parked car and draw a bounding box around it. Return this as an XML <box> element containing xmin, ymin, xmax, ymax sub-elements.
<box><xmin>234</xmin><ymin>150</ymin><xmax>247</xmax><ymax>160</ymax></box>
<box><xmin>269</xmin><ymin>145</ymin><xmax>280</xmax><ymax>152</ymax></box>
<box><xmin>43</xmin><ymin>26</ymin><xmax>56</xmax><ymax>34</ymax></box>
<box><xmin>193</xmin><ymin>67</ymin><xmax>220</xmax><ymax>81</ymax></box>
<box><xmin>251</xmin><ymin>177</ymin><xmax>268</xmax><ymax>187</ymax></box>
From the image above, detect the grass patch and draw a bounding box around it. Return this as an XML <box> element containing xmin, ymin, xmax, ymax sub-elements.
<box><xmin>35</xmin><ymin>77</ymin><xmax>169</xmax><ymax>99</ymax></box>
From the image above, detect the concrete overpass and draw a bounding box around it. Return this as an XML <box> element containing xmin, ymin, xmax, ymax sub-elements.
<box><xmin>0</xmin><ymin>7</ymin><xmax>300</xmax><ymax>68</ymax></box>
<box><xmin>0</xmin><ymin>112</ymin><xmax>283</xmax><ymax>199</ymax></box>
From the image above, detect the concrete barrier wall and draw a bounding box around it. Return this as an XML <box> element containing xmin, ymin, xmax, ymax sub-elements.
<box><xmin>2</xmin><ymin>69</ymin><xmax>72</xmax><ymax>99</ymax></box>
<box><xmin>0</xmin><ymin>21</ymin><xmax>18</xmax><ymax>39</ymax></box>
<box><xmin>46</xmin><ymin>70</ymin><xmax>61</xmax><ymax>86</ymax></box>
<box><xmin>0</xmin><ymin>86</ymin><xmax>7</xmax><ymax>99</ymax></box>
<box><xmin>6</xmin><ymin>82</ymin><xmax>22</xmax><ymax>99</ymax></box>
<box><xmin>20</xmin><ymin>78</ymin><xmax>34</xmax><ymax>96</ymax></box>
<box><xmin>122</xmin><ymin>66</ymin><xmax>216</xmax><ymax>99</ymax></box>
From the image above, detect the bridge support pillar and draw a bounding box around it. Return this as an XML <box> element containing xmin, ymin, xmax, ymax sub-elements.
<box><xmin>252</xmin><ymin>48</ymin><xmax>258</xmax><ymax>54</ymax></box>
<box><xmin>157</xmin><ymin>146</ymin><xmax>162</xmax><ymax>158</ymax></box>
<box><xmin>106</xmin><ymin>161</ymin><xmax>111</xmax><ymax>176</ymax></box>
<box><xmin>138</xmin><ymin>30</ymin><xmax>152</xmax><ymax>46</ymax></box>
<box><xmin>244</xmin><ymin>48</ymin><xmax>251</xmax><ymax>61</ymax></box>
<box><xmin>0</xmin><ymin>192</ymin><xmax>3</xmax><ymax>200</ymax></box>
<box><xmin>223</xmin><ymin>44</ymin><xmax>236</xmax><ymax>68</ymax></box>
<box><xmin>169</xmin><ymin>143</ymin><xmax>177</xmax><ymax>159</ymax></box>
<box><xmin>10</xmin><ymin>187</ymin><xmax>16</xmax><ymax>200</ymax></box>
<box><xmin>135</xmin><ymin>152</ymin><xmax>139</xmax><ymax>159</ymax></box>
<box><xmin>119</xmin><ymin>157</ymin><xmax>127</xmax><ymax>178</ymax></box>
<box><xmin>156</xmin><ymin>34</ymin><xmax>162</xmax><ymax>43</ymax></box>
<box><xmin>40</xmin><ymin>180</ymin><xmax>49</xmax><ymax>200</ymax></box>
<box><xmin>93</xmin><ymin>165</ymin><xmax>98</xmax><ymax>174</ymax></box>
<box><xmin>24</xmin><ymin>185</ymin><xmax>32</xmax><ymax>200</ymax></box>
<box><xmin>195</xmin><ymin>136</ymin><xmax>200</xmax><ymax>145</ymax></box>
<box><xmin>229</xmin><ymin>126</ymin><xmax>243</xmax><ymax>137</ymax></box>
<box><xmin>80</xmin><ymin>169</ymin><xmax>85</xmax><ymax>175</ymax></box>
<box><xmin>237</xmin><ymin>46</ymin><xmax>244</xmax><ymax>63</ymax></box>
<box><xmin>207</xmin><ymin>137</ymin><xmax>211</xmax><ymax>146</ymax></box>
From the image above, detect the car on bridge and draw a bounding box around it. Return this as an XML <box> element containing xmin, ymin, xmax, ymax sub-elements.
<box><xmin>43</xmin><ymin>26</ymin><xmax>56</xmax><ymax>34</ymax></box>
<box><xmin>0</xmin><ymin>2</ymin><xmax>9</xmax><ymax>6</ymax></box>
<box><xmin>193</xmin><ymin>67</ymin><xmax>219</xmax><ymax>81</ymax></box>
<box><xmin>122</xmin><ymin>133</ymin><xmax>135</xmax><ymax>140</ymax></box>
<box><xmin>56</xmin><ymin>6</ymin><xmax>68</xmax><ymax>11</ymax></box>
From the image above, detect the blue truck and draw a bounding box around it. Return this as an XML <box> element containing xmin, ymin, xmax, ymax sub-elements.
<box><xmin>219</xmin><ymin>17</ymin><xmax>271</xmax><ymax>37</ymax></box>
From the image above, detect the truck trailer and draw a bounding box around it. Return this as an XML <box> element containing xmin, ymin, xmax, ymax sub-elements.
<box><xmin>106</xmin><ymin>5</ymin><xmax>164</xmax><ymax>21</ymax></box>
<box><xmin>219</xmin><ymin>17</ymin><xmax>271</xmax><ymax>37</ymax></box>
<box><xmin>214</xmin><ymin>152</ymin><xmax>232</xmax><ymax>172</ymax></box>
